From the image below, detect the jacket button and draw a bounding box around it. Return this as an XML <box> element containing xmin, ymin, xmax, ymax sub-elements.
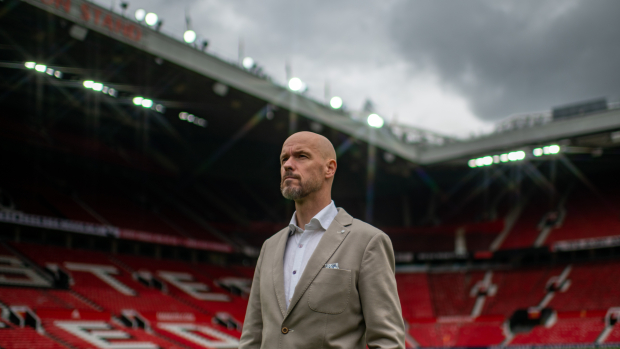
<box><xmin>281</xmin><ymin>327</ymin><xmax>289</xmax><ymax>334</ymax></box>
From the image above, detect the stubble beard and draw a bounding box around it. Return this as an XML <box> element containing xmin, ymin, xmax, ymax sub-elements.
<box><xmin>280</xmin><ymin>175</ymin><xmax>322</xmax><ymax>201</ymax></box>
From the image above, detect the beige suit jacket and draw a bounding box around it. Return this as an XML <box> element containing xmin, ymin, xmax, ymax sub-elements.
<box><xmin>239</xmin><ymin>208</ymin><xmax>405</xmax><ymax>349</ymax></box>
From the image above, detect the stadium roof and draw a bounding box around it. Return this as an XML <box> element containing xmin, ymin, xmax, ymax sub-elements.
<box><xmin>20</xmin><ymin>0</ymin><xmax>620</xmax><ymax>167</ymax></box>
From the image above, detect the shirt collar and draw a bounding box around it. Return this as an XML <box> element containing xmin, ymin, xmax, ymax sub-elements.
<box><xmin>289</xmin><ymin>200</ymin><xmax>338</xmax><ymax>234</ymax></box>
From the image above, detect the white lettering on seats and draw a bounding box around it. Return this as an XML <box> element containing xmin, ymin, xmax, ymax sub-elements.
<box><xmin>157</xmin><ymin>323</ymin><xmax>239</xmax><ymax>348</ymax></box>
<box><xmin>0</xmin><ymin>256</ymin><xmax>52</xmax><ymax>287</ymax></box>
<box><xmin>157</xmin><ymin>271</ymin><xmax>229</xmax><ymax>301</ymax></box>
<box><xmin>64</xmin><ymin>263</ymin><xmax>136</xmax><ymax>296</ymax></box>
<box><xmin>55</xmin><ymin>321</ymin><xmax>157</xmax><ymax>349</ymax></box>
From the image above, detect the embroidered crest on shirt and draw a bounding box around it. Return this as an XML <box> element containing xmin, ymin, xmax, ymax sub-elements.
<box><xmin>324</xmin><ymin>263</ymin><xmax>339</xmax><ymax>269</ymax></box>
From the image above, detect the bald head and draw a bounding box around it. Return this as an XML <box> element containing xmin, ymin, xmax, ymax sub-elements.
<box><xmin>280</xmin><ymin>131</ymin><xmax>337</xmax><ymax>202</ymax></box>
<box><xmin>283</xmin><ymin>131</ymin><xmax>336</xmax><ymax>162</ymax></box>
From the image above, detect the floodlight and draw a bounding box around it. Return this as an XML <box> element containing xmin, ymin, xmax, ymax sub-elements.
<box><xmin>183</xmin><ymin>30</ymin><xmax>196</xmax><ymax>43</ymax></box>
<box><xmin>141</xmin><ymin>99</ymin><xmax>153</xmax><ymax>108</ymax></box>
<box><xmin>46</xmin><ymin>68</ymin><xmax>54</xmax><ymax>75</ymax></box>
<box><xmin>482</xmin><ymin>156</ymin><xmax>493</xmax><ymax>166</ymax></box>
<box><xmin>242</xmin><ymin>57</ymin><xmax>255</xmax><ymax>69</ymax></box>
<box><xmin>493</xmin><ymin>155</ymin><xmax>500</xmax><ymax>164</ymax></box>
<box><xmin>133</xmin><ymin>96</ymin><xmax>144</xmax><ymax>105</ymax></box>
<box><xmin>145</xmin><ymin>12</ymin><xmax>158</xmax><ymax>26</ymax></box>
<box><xmin>34</xmin><ymin>64</ymin><xmax>46</xmax><ymax>72</ymax></box>
<box><xmin>533</xmin><ymin>148</ymin><xmax>543</xmax><ymax>157</ymax></box>
<box><xmin>54</xmin><ymin>71</ymin><xmax>62</xmax><ymax>78</ymax></box>
<box><xmin>83</xmin><ymin>80</ymin><xmax>94</xmax><ymax>88</ymax></box>
<box><xmin>135</xmin><ymin>9</ymin><xmax>146</xmax><ymax>21</ymax></box>
<box><xmin>25</xmin><ymin>62</ymin><xmax>36</xmax><ymax>69</ymax></box>
<box><xmin>330</xmin><ymin>96</ymin><xmax>343</xmax><ymax>109</ymax></box>
<box><xmin>187</xmin><ymin>114</ymin><xmax>195</xmax><ymax>122</ymax></box>
<box><xmin>195</xmin><ymin>118</ymin><xmax>207</xmax><ymax>127</ymax></box>
<box><xmin>92</xmin><ymin>82</ymin><xmax>103</xmax><ymax>91</ymax></box>
<box><xmin>108</xmin><ymin>88</ymin><xmax>117</xmax><ymax>97</ymax></box>
<box><xmin>155</xmin><ymin>104</ymin><xmax>165</xmax><ymax>113</ymax></box>
<box><xmin>508</xmin><ymin>151</ymin><xmax>525</xmax><ymax>161</ymax></box>
<box><xmin>288</xmin><ymin>77</ymin><xmax>303</xmax><ymax>91</ymax></box>
<box><xmin>367</xmin><ymin>113</ymin><xmax>384</xmax><ymax>128</ymax></box>
<box><xmin>475</xmin><ymin>158</ymin><xmax>484</xmax><ymax>167</ymax></box>
<box><xmin>500</xmin><ymin>154</ymin><xmax>509</xmax><ymax>162</ymax></box>
<box><xmin>179</xmin><ymin>112</ymin><xmax>188</xmax><ymax>120</ymax></box>
<box><xmin>548</xmin><ymin>145</ymin><xmax>560</xmax><ymax>154</ymax></box>
<box><xmin>468</xmin><ymin>159</ymin><xmax>477</xmax><ymax>168</ymax></box>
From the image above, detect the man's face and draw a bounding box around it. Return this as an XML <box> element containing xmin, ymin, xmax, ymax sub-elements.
<box><xmin>280</xmin><ymin>137</ymin><xmax>324</xmax><ymax>201</ymax></box>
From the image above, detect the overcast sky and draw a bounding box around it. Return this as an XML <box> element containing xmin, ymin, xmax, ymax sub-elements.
<box><xmin>96</xmin><ymin>0</ymin><xmax>620</xmax><ymax>138</ymax></box>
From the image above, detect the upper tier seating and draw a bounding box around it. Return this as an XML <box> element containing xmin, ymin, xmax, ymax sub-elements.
<box><xmin>0</xmin><ymin>288</ymin><xmax>94</xmax><ymax>310</ymax></box>
<box><xmin>545</xmin><ymin>184</ymin><xmax>620</xmax><ymax>245</ymax></box>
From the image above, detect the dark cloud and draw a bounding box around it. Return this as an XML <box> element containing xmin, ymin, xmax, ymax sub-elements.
<box><xmin>389</xmin><ymin>0</ymin><xmax>620</xmax><ymax>120</ymax></box>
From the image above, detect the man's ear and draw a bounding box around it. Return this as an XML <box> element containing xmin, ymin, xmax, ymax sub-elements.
<box><xmin>325</xmin><ymin>159</ymin><xmax>337</xmax><ymax>179</ymax></box>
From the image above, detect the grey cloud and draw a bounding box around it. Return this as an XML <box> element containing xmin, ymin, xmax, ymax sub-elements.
<box><xmin>389</xmin><ymin>0</ymin><xmax>620</xmax><ymax>120</ymax></box>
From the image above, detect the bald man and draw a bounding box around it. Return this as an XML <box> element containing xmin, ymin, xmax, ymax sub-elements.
<box><xmin>239</xmin><ymin>132</ymin><xmax>405</xmax><ymax>349</ymax></box>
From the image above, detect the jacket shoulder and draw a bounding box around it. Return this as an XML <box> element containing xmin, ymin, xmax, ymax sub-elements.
<box><xmin>350</xmin><ymin>218</ymin><xmax>388</xmax><ymax>241</ymax></box>
<box><xmin>262</xmin><ymin>226</ymin><xmax>289</xmax><ymax>247</ymax></box>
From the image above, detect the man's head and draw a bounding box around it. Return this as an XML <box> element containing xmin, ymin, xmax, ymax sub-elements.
<box><xmin>280</xmin><ymin>131</ymin><xmax>337</xmax><ymax>201</ymax></box>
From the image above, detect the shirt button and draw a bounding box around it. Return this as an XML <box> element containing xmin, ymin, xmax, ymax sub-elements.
<box><xmin>282</xmin><ymin>327</ymin><xmax>289</xmax><ymax>334</ymax></box>
<box><xmin>298</xmin><ymin>244</ymin><xmax>303</xmax><ymax>248</ymax></box>
<box><xmin>293</xmin><ymin>270</ymin><xmax>296</xmax><ymax>274</ymax></box>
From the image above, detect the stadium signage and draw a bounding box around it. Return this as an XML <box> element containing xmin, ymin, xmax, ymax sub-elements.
<box><xmin>34</xmin><ymin>0</ymin><xmax>142</xmax><ymax>42</ymax></box>
<box><xmin>0</xmin><ymin>210</ymin><xmax>232</xmax><ymax>253</ymax></box>
<box><xmin>552</xmin><ymin>235</ymin><xmax>620</xmax><ymax>252</ymax></box>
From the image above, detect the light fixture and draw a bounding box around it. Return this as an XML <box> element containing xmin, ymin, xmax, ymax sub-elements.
<box><xmin>468</xmin><ymin>159</ymin><xmax>477</xmax><ymax>168</ymax></box>
<box><xmin>548</xmin><ymin>145</ymin><xmax>560</xmax><ymax>154</ymax></box>
<box><xmin>183</xmin><ymin>30</ymin><xmax>196</xmax><ymax>43</ymax></box>
<box><xmin>135</xmin><ymin>9</ymin><xmax>146</xmax><ymax>21</ymax></box>
<box><xmin>367</xmin><ymin>113</ymin><xmax>384</xmax><ymax>128</ymax></box>
<box><xmin>24</xmin><ymin>62</ymin><xmax>36</xmax><ymax>69</ymax></box>
<box><xmin>108</xmin><ymin>88</ymin><xmax>117</xmax><ymax>97</ymax></box>
<box><xmin>288</xmin><ymin>77</ymin><xmax>303</xmax><ymax>91</ymax></box>
<box><xmin>133</xmin><ymin>96</ymin><xmax>144</xmax><ymax>105</ymax></box>
<box><xmin>83</xmin><ymin>80</ymin><xmax>94</xmax><ymax>88</ymax></box>
<box><xmin>34</xmin><ymin>64</ymin><xmax>46</xmax><ymax>72</ymax></box>
<box><xmin>500</xmin><ymin>154</ymin><xmax>509</xmax><ymax>162</ymax></box>
<box><xmin>533</xmin><ymin>148</ymin><xmax>543</xmax><ymax>157</ymax></box>
<box><xmin>141</xmin><ymin>99</ymin><xmax>153</xmax><ymax>108</ymax></box>
<box><xmin>330</xmin><ymin>96</ymin><xmax>343</xmax><ymax>109</ymax></box>
<box><xmin>54</xmin><ymin>71</ymin><xmax>62</xmax><ymax>78</ymax></box>
<box><xmin>508</xmin><ymin>151</ymin><xmax>525</xmax><ymax>161</ymax></box>
<box><xmin>45</xmin><ymin>68</ymin><xmax>54</xmax><ymax>75</ymax></box>
<box><xmin>92</xmin><ymin>82</ymin><xmax>103</xmax><ymax>91</ymax></box>
<box><xmin>493</xmin><ymin>155</ymin><xmax>500</xmax><ymax>163</ymax></box>
<box><xmin>179</xmin><ymin>112</ymin><xmax>207</xmax><ymax>127</ymax></box>
<box><xmin>155</xmin><ymin>104</ymin><xmax>165</xmax><ymax>113</ymax></box>
<box><xmin>242</xmin><ymin>57</ymin><xmax>255</xmax><ymax>69</ymax></box>
<box><xmin>144</xmin><ymin>12</ymin><xmax>158</xmax><ymax>26</ymax></box>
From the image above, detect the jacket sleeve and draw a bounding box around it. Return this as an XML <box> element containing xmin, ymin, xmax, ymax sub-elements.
<box><xmin>358</xmin><ymin>233</ymin><xmax>406</xmax><ymax>349</ymax></box>
<box><xmin>238</xmin><ymin>242</ymin><xmax>266</xmax><ymax>349</ymax></box>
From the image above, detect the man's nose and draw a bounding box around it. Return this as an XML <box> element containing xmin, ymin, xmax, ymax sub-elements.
<box><xmin>282</xmin><ymin>158</ymin><xmax>294</xmax><ymax>171</ymax></box>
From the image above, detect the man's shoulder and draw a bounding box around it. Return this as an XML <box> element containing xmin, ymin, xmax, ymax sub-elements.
<box><xmin>349</xmin><ymin>218</ymin><xmax>389</xmax><ymax>243</ymax></box>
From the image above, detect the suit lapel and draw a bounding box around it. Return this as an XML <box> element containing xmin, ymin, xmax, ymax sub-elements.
<box><xmin>272</xmin><ymin>227</ymin><xmax>290</xmax><ymax>318</ymax></box>
<box><xmin>285</xmin><ymin>208</ymin><xmax>354</xmax><ymax>318</ymax></box>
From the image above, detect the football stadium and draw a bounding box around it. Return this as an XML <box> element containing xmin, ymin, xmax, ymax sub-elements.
<box><xmin>1</xmin><ymin>1</ymin><xmax>620</xmax><ymax>348</ymax></box>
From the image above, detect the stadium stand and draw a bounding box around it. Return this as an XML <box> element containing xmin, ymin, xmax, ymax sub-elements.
<box><xmin>0</xmin><ymin>323</ymin><xmax>68</xmax><ymax>349</ymax></box>
<box><xmin>428</xmin><ymin>271</ymin><xmax>486</xmax><ymax>317</ymax></box>
<box><xmin>510</xmin><ymin>314</ymin><xmax>606</xmax><ymax>345</ymax></box>
<box><xmin>545</xmin><ymin>183</ymin><xmax>620</xmax><ymax>245</ymax></box>
<box><xmin>408</xmin><ymin>317</ymin><xmax>505</xmax><ymax>347</ymax></box>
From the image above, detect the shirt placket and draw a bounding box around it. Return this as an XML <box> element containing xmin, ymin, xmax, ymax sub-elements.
<box><xmin>288</xmin><ymin>228</ymin><xmax>310</xmax><ymax>305</ymax></box>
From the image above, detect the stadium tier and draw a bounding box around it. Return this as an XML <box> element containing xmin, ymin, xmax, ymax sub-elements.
<box><xmin>1</xmin><ymin>241</ymin><xmax>620</xmax><ymax>348</ymax></box>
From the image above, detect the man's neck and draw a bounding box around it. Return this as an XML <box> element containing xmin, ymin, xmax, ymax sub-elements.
<box><xmin>294</xmin><ymin>194</ymin><xmax>332</xmax><ymax>229</ymax></box>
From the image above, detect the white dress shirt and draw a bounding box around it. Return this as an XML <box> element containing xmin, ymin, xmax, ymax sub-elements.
<box><xmin>283</xmin><ymin>200</ymin><xmax>338</xmax><ymax>309</ymax></box>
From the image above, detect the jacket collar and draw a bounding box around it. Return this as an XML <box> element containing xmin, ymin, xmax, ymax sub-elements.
<box><xmin>272</xmin><ymin>208</ymin><xmax>353</xmax><ymax>319</ymax></box>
